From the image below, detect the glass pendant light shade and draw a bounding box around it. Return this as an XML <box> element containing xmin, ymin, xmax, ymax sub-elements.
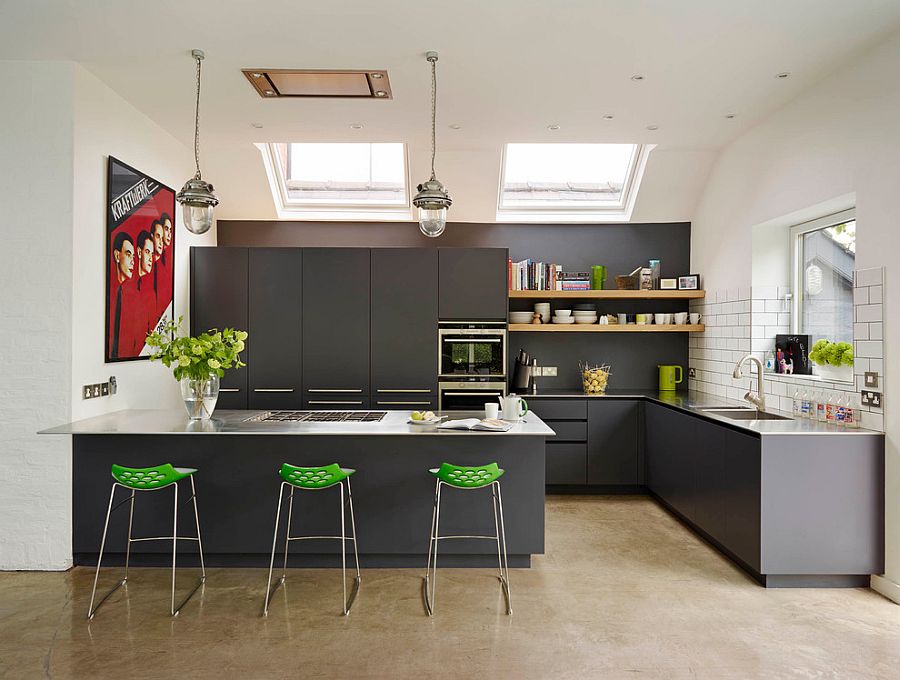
<box><xmin>183</xmin><ymin>202</ymin><xmax>215</xmax><ymax>235</ymax></box>
<box><xmin>418</xmin><ymin>206</ymin><xmax>447</xmax><ymax>237</ymax></box>
<box><xmin>413</xmin><ymin>51</ymin><xmax>452</xmax><ymax>238</ymax></box>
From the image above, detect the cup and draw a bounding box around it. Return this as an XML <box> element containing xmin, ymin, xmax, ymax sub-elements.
<box><xmin>654</xmin><ymin>313</ymin><xmax>667</xmax><ymax>325</ymax></box>
<box><xmin>636</xmin><ymin>314</ymin><xmax>649</xmax><ymax>325</ymax></box>
<box><xmin>556</xmin><ymin>309</ymin><xmax>572</xmax><ymax>318</ymax></box>
<box><xmin>485</xmin><ymin>403</ymin><xmax>499</xmax><ymax>420</ymax></box>
<box><xmin>689</xmin><ymin>313</ymin><xmax>701</xmax><ymax>324</ymax></box>
<box><xmin>674</xmin><ymin>312</ymin><xmax>688</xmax><ymax>324</ymax></box>
<box><xmin>617</xmin><ymin>313</ymin><xmax>627</xmax><ymax>325</ymax></box>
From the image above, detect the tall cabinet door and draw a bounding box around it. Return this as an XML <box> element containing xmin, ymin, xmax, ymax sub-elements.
<box><xmin>302</xmin><ymin>249</ymin><xmax>371</xmax><ymax>408</ymax></box>
<box><xmin>587</xmin><ymin>400</ymin><xmax>640</xmax><ymax>485</ymax></box>
<box><xmin>371</xmin><ymin>248</ymin><xmax>438</xmax><ymax>407</ymax></box>
<box><xmin>190</xmin><ymin>247</ymin><xmax>248</xmax><ymax>409</ymax></box>
<box><xmin>248</xmin><ymin>248</ymin><xmax>302</xmax><ymax>410</ymax></box>
<box><xmin>438</xmin><ymin>248</ymin><xmax>508</xmax><ymax>320</ymax></box>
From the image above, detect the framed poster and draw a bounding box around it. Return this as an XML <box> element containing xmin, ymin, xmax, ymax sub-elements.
<box><xmin>105</xmin><ymin>156</ymin><xmax>176</xmax><ymax>362</ymax></box>
<box><xmin>677</xmin><ymin>274</ymin><xmax>700</xmax><ymax>290</ymax></box>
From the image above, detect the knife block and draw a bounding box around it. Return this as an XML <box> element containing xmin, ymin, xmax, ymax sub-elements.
<box><xmin>512</xmin><ymin>362</ymin><xmax>533</xmax><ymax>391</ymax></box>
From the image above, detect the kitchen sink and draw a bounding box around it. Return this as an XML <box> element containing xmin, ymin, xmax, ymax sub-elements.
<box><xmin>700</xmin><ymin>408</ymin><xmax>790</xmax><ymax>421</ymax></box>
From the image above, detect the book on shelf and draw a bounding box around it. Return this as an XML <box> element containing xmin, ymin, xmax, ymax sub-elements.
<box><xmin>508</xmin><ymin>259</ymin><xmax>563</xmax><ymax>291</ymax></box>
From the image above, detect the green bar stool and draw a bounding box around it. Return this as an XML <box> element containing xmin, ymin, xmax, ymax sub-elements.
<box><xmin>423</xmin><ymin>462</ymin><xmax>512</xmax><ymax>616</ymax></box>
<box><xmin>87</xmin><ymin>463</ymin><xmax>206</xmax><ymax>619</ymax></box>
<box><xmin>262</xmin><ymin>463</ymin><xmax>361</xmax><ymax>617</ymax></box>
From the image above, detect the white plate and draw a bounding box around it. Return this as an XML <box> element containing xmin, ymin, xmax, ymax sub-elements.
<box><xmin>552</xmin><ymin>317</ymin><xmax>575</xmax><ymax>324</ymax></box>
<box><xmin>408</xmin><ymin>416</ymin><xmax>446</xmax><ymax>426</ymax></box>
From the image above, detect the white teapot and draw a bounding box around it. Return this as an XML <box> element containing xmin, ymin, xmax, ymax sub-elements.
<box><xmin>499</xmin><ymin>394</ymin><xmax>529</xmax><ymax>421</ymax></box>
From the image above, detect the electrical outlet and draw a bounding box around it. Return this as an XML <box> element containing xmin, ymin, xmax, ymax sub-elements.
<box><xmin>83</xmin><ymin>385</ymin><xmax>93</xmax><ymax>399</ymax></box>
<box><xmin>688</xmin><ymin>367</ymin><xmax>697</xmax><ymax>378</ymax></box>
<box><xmin>861</xmin><ymin>390</ymin><xmax>883</xmax><ymax>408</ymax></box>
<box><xmin>864</xmin><ymin>371</ymin><xmax>879</xmax><ymax>388</ymax></box>
<box><xmin>100</xmin><ymin>382</ymin><xmax>110</xmax><ymax>396</ymax></box>
<box><xmin>542</xmin><ymin>366</ymin><xmax>557</xmax><ymax>377</ymax></box>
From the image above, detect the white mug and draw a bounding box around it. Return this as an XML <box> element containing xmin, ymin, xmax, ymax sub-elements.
<box><xmin>689</xmin><ymin>313</ymin><xmax>702</xmax><ymax>324</ymax></box>
<box><xmin>485</xmin><ymin>403</ymin><xmax>499</xmax><ymax>419</ymax></box>
<box><xmin>654</xmin><ymin>313</ymin><xmax>670</xmax><ymax>325</ymax></box>
<box><xmin>674</xmin><ymin>312</ymin><xmax>688</xmax><ymax>324</ymax></box>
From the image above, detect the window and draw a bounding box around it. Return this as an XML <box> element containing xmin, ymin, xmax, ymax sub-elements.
<box><xmin>496</xmin><ymin>143</ymin><xmax>651</xmax><ymax>221</ymax></box>
<box><xmin>790</xmin><ymin>209</ymin><xmax>856</xmax><ymax>344</ymax></box>
<box><xmin>259</xmin><ymin>142</ymin><xmax>410</xmax><ymax>220</ymax></box>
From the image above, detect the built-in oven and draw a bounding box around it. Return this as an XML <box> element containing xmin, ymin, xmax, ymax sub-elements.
<box><xmin>438</xmin><ymin>322</ymin><xmax>507</xmax><ymax>379</ymax></box>
<box><xmin>438</xmin><ymin>380</ymin><xmax>507</xmax><ymax>411</ymax></box>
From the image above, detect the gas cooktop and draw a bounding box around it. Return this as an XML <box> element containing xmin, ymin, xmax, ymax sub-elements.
<box><xmin>248</xmin><ymin>411</ymin><xmax>387</xmax><ymax>423</ymax></box>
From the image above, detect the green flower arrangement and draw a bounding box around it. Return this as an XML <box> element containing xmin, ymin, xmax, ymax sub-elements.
<box><xmin>146</xmin><ymin>317</ymin><xmax>247</xmax><ymax>381</ymax></box>
<box><xmin>809</xmin><ymin>339</ymin><xmax>854</xmax><ymax>367</ymax></box>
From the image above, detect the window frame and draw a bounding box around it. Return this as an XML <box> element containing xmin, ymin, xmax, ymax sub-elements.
<box><xmin>258</xmin><ymin>142</ymin><xmax>413</xmax><ymax>221</ymax></box>
<box><xmin>495</xmin><ymin>143</ymin><xmax>653</xmax><ymax>222</ymax></box>
<box><xmin>789</xmin><ymin>207</ymin><xmax>856</xmax><ymax>336</ymax></box>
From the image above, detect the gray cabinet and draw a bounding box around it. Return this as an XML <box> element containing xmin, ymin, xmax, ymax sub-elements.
<box><xmin>587</xmin><ymin>400</ymin><xmax>640</xmax><ymax>485</ymax></box>
<box><xmin>370</xmin><ymin>248</ymin><xmax>437</xmax><ymax>401</ymax></box>
<box><xmin>530</xmin><ymin>398</ymin><xmax>588</xmax><ymax>485</ymax></box>
<box><xmin>248</xmin><ymin>248</ymin><xmax>302</xmax><ymax>410</ymax></box>
<box><xmin>302</xmin><ymin>249</ymin><xmax>371</xmax><ymax>407</ymax></box>
<box><xmin>438</xmin><ymin>248</ymin><xmax>508</xmax><ymax>320</ymax></box>
<box><xmin>190</xmin><ymin>247</ymin><xmax>248</xmax><ymax>409</ymax></box>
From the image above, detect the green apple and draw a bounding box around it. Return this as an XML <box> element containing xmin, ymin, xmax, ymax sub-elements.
<box><xmin>411</xmin><ymin>411</ymin><xmax>424</xmax><ymax>421</ymax></box>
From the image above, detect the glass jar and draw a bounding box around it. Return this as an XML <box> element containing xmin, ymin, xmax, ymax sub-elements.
<box><xmin>180</xmin><ymin>374</ymin><xmax>220</xmax><ymax>420</ymax></box>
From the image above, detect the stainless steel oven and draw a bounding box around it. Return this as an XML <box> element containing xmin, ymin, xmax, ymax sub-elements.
<box><xmin>438</xmin><ymin>322</ymin><xmax>507</xmax><ymax>379</ymax></box>
<box><xmin>438</xmin><ymin>380</ymin><xmax>507</xmax><ymax>411</ymax></box>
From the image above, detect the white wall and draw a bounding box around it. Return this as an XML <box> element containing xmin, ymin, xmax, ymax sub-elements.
<box><xmin>691</xmin><ymin>30</ymin><xmax>900</xmax><ymax>601</ymax></box>
<box><xmin>72</xmin><ymin>64</ymin><xmax>215</xmax><ymax>422</ymax></box>
<box><xmin>0</xmin><ymin>61</ymin><xmax>75</xmax><ymax>569</ymax></box>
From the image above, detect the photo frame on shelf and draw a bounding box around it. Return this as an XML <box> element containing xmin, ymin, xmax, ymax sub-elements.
<box><xmin>660</xmin><ymin>278</ymin><xmax>677</xmax><ymax>290</ymax></box>
<box><xmin>677</xmin><ymin>274</ymin><xmax>700</xmax><ymax>290</ymax></box>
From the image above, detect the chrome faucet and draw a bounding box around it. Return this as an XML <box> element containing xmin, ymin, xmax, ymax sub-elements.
<box><xmin>732</xmin><ymin>354</ymin><xmax>766</xmax><ymax>412</ymax></box>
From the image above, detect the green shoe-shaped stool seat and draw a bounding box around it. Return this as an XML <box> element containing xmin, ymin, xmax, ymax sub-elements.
<box><xmin>263</xmin><ymin>463</ymin><xmax>361</xmax><ymax>616</ymax></box>
<box><xmin>423</xmin><ymin>462</ymin><xmax>512</xmax><ymax>616</ymax></box>
<box><xmin>88</xmin><ymin>464</ymin><xmax>206</xmax><ymax>620</ymax></box>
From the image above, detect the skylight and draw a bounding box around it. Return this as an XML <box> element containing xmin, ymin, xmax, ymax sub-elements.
<box><xmin>497</xmin><ymin>143</ymin><xmax>650</xmax><ymax>222</ymax></box>
<box><xmin>260</xmin><ymin>142</ymin><xmax>410</xmax><ymax>220</ymax></box>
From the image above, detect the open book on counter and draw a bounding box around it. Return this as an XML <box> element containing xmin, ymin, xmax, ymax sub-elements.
<box><xmin>437</xmin><ymin>418</ymin><xmax>514</xmax><ymax>432</ymax></box>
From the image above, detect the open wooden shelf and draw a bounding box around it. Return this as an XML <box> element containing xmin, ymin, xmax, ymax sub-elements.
<box><xmin>508</xmin><ymin>323</ymin><xmax>705</xmax><ymax>333</ymax></box>
<box><xmin>508</xmin><ymin>289</ymin><xmax>705</xmax><ymax>300</ymax></box>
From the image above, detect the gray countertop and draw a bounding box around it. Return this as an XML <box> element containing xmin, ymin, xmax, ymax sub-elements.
<box><xmin>521</xmin><ymin>388</ymin><xmax>882</xmax><ymax>436</ymax></box>
<box><xmin>39</xmin><ymin>409</ymin><xmax>556</xmax><ymax>437</ymax></box>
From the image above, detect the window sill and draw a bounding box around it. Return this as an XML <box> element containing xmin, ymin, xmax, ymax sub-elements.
<box><xmin>763</xmin><ymin>371</ymin><xmax>854</xmax><ymax>387</ymax></box>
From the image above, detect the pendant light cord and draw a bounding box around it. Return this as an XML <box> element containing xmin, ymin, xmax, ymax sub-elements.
<box><xmin>429</xmin><ymin>55</ymin><xmax>437</xmax><ymax>182</ymax></box>
<box><xmin>193</xmin><ymin>55</ymin><xmax>203</xmax><ymax>180</ymax></box>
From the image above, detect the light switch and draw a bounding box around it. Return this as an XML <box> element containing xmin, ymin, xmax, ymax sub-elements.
<box><xmin>864</xmin><ymin>371</ymin><xmax>879</xmax><ymax>388</ymax></box>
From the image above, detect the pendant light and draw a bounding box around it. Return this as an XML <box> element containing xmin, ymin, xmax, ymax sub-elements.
<box><xmin>413</xmin><ymin>51</ymin><xmax>452</xmax><ymax>238</ymax></box>
<box><xmin>176</xmin><ymin>49</ymin><xmax>219</xmax><ymax>235</ymax></box>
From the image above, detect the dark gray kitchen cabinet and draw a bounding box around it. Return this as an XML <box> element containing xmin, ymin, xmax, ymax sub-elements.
<box><xmin>645</xmin><ymin>403</ymin><xmax>696</xmax><ymax>520</ymax></box>
<box><xmin>438</xmin><ymin>248</ymin><xmax>508</xmax><ymax>320</ymax></box>
<box><xmin>370</xmin><ymin>248</ymin><xmax>437</xmax><ymax>400</ymax></box>
<box><xmin>587</xmin><ymin>400</ymin><xmax>641</xmax><ymax>485</ymax></box>
<box><xmin>720</xmin><ymin>429</ymin><xmax>761</xmax><ymax>571</ymax></box>
<box><xmin>190</xmin><ymin>247</ymin><xmax>248</xmax><ymax>409</ymax></box>
<box><xmin>302</xmin><ymin>249</ymin><xmax>370</xmax><ymax>407</ymax></box>
<box><xmin>692</xmin><ymin>419</ymin><xmax>728</xmax><ymax>543</ymax></box>
<box><xmin>545</xmin><ymin>444</ymin><xmax>587</xmax><ymax>485</ymax></box>
<box><xmin>248</xmin><ymin>248</ymin><xmax>302</xmax><ymax>410</ymax></box>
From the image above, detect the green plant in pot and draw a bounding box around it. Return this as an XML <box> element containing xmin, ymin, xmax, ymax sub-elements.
<box><xmin>146</xmin><ymin>317</ymin><xmax>247</xmax><ymax>420</ymax></box>
<box><xmin>808</xmin><ymin>339</ymin><xmax>854</xmax><ymax>383</ymax></box>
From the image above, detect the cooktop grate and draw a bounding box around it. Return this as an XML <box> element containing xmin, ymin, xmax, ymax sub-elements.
<box><xmin>248</xmin><ymin>411</ymin><xmax>387</xmax><ymax>423</ymax></box>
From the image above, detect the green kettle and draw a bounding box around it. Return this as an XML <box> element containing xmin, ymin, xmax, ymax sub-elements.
<box><xmin>658</xmin><ymin>365</ymin><xmax>683</xmax><ymax>391</ymax></box>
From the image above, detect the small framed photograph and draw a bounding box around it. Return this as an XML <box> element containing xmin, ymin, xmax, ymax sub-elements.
<box><xmin>660</xmin><ymin>278</ymin><xmax>677</xmax><ymax>290</ymax></box>
<box><xmin>678</xmin><ymin>274</ymin><xmax>700</xmax><ymax>290</ymax></box>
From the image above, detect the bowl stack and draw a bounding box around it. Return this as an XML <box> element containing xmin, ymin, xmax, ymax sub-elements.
<box><xmin>573</xmin><ymin>303</ymin><xmax>598</xmax><ymax>325</ymax></box>
<box><xmin>552</xmin><ymin>309</ymin><xmax>574</xmax><ymax>324</ymax></box>
<box><xmin>509</xmin><ymin>311</ymin><xmax>533</xmax><ymax>324</ymax></box>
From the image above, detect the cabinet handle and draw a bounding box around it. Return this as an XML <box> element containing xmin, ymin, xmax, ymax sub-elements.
<box><xmin>443</xmin><ymin>338</ymin><xmax>502</xmax><ymax>343</ymax></box>
<box><xmin>308</xmin><ymin>400</ymin><xmax>364</xmax><ymax>405</ymax></box>
<box><xmin>307</xmin><ymin>389</ymin><xmax>364</xmax><ymax>393</ymax></box>
<box><xmin>219</xmin><ymin>388</ymin><xmax>241</xmax><ymax>393</ymax></box>
<box><xmin>375</xmin><ymin>389</ymin><xmax>431</xmax><ymax>393</ymax></box>
<box><xmin>253</xmin><ymin>388</ymin><xmax>295</xmax><ymax>393</ymax></box>
<box><xmin>443</xmin><ymin>391</ymin><xmax>504</xmax><ymax>397</ymax></box>
<box><xmin>376</xmin><ymin>401</ymin><xmax>432</xmax><ymax>405</ymax></box>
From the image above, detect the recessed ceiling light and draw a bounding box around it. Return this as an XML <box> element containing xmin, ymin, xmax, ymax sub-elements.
<box><xmin>251</xmin><ymin>72</ymin><xmax>262</xmax><ymax>79</ymax></box>
<box><xmin>250</xmin><ymin>122</ymin><xmax>263</xmax><ymax>128</ymax></box>
<box><xmin>370</xmin><ymin>73</ymin><xmax>383</xmax><ymax>79</ymax></box>
<box><xmin>449</xmin><ymin>124</ymin><xmax>462</xmax><ymax>130</ymax></box>
<box><xmin>264</xmin><ymin>90</ymin><xmax>275</xmax><ymax>96</ymax></box>
<box><xmin>646</xmin><ymin>125</ymin><xmax>659</xmax><ymax>131</ymax></box>
<box><xmin>547</xmin><ymin>124</ymin><xmax>560</xmax><ymax>131</ymax></box>
<box><xmin>602</xmin><ymin>114</ymin><xmax>614</xmax><ymax>120</ymax></box>
<box><xmin>725</xmin><ymin>113</ymin><xmax>736</xmax><ymax>119</ymax></box>
<box><xmin>349</xmin><ymin>123</ymin><xmax>364</xmax><ymax>129</ymax></box>
<box><xmin>374</xmin><ymin>90</ymin><xmax>388</xmax><ymax>97</ymax></box>
<box><xmin>631</xmin><ymin>74</ymin><xmax>645</xmax><ymax>81</ymax></box>
<box><xmin>775</xmin><ymin>72</ymin><xmax>791</xmax><ymax>79</ymax></box>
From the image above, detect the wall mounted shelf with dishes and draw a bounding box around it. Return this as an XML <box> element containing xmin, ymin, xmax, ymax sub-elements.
<box><xmin>508</xmin><ymin>324</ymin><xmax>705</xmax><ymax>333</ymax></box>
<box><xmin>508</xmin><ymin>290</ymin><xmax>706</xmax><ymax>300</ymax></box>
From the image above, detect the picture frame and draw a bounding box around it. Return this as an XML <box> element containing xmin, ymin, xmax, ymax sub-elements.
<box><xmin>677</xmin><ymin>274</ymin><xmax>700</xmax><ymax>290</ymax></box>
<box><xmin>660</xmin><ymin>278</ymin><xmax>677</xmax><ymax>290</ymax></box>
<box><xmin>105</xmin><ymin>156</ymin><xmax>176</xmax><ymax>363</ymax></box>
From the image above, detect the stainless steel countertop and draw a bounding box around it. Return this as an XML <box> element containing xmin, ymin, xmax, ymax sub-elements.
<box><xmin>39</xmin><ymin>409</ymin><xmax>556</xmax><ymax>437</ymax></box>
<box><xmin>521</xmin><ymin>389</ymin><xmax>883</xmax><ymax>436</ymax></box>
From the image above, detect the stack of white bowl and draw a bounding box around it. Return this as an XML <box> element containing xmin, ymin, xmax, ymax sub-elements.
<box><xmin>573</xmin><ymin>309</ymin><xmax>598</xmax><ymax>324</ymax></box>
<box><xmin>509</xmin><ymin>311</ymin><xmax>533</xmax><ymax>324</ymax></box>
<box><xmin>552</xmin><ymin>309</ymin><xmax>574</xmax><ymax>324</ymax></box>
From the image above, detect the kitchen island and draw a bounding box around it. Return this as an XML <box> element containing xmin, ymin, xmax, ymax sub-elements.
<box><xmin>41</xmin><ymin>410</ymin><xmax>555</xmax><ymax>568</ymax></box>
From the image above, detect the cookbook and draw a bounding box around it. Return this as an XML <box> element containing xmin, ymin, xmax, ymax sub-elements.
<box><xmin>438</xmin><ymin>418</ymin><xmax>513</xmax><ymax>432</ymax></box>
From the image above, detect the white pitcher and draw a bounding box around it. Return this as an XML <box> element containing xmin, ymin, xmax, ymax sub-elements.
<box><xmin>499</xmin><ymin>394</ymin><xmax>529</xmax><ymax>421</ymax></box>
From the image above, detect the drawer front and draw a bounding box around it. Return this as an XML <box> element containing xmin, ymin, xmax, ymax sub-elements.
<box><xmin>304</xmin><ymin>397</ymin><xmax>370</xmax><ymax>410</ymax></box>
<box><xmin>546</xmin><ymin>443</ymin><xmax>587</xmax><ymax>485</ymax></box>
<box><xmin>544</xmin><ymin>420</ymin><xmax>587</xmax><ymax>442</ymax></box>
<box><xmin>373</xmin><ymin>392</ymin><xmax>436</xmax><ymax>410</ymax></box>
<box><xmin>529</xmin><ymin>398</ymin><xmax>587</xmax><ymax>421</ymax></box>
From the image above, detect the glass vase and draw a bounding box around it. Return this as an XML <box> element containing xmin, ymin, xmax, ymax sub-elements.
<box><xmin>180</xmin><ymin>374</ymin><xmax>220</xmax><ymax>420</ymax></box>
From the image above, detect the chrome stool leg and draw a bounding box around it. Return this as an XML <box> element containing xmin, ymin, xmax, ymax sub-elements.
<box><xmin>263</xmin><ymin>482</ymin><xmax>287</xmax><ymax>617</ymax></box>
<box><xmin>88</xmin><ymin>483</ymin><xmax>127</xmax><ymax>619</ymax></box>
<box><xmin>170</xmin><ymin>478</ymin><xmax>206</xmax><ymax>617</ymax></box>
<box><xmin>423</xmin><ymin>479</ymin><xmax>442</xmax><ymax>616</ymax></box>
<box><xmin>343</xmin><ymin>477</ymin><xmax>361</xmax><ymax>614</ymax></box>
<box><xmin>190</xmin><ymin>476</ymin><xmax>207</xmax><ymax>583</ymax></box>
<box><xmin>494</xmin><ymin>481</ymin><xmax>512</xmax><ymax>615</ymax></box>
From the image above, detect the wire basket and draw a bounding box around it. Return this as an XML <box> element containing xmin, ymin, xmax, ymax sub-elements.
<box><xmin>579</xmin><ymin>362</ymin><xmax>611</xmax><ymax>395</ymax></box>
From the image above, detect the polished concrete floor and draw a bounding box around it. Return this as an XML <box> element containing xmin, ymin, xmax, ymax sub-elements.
<box><xmin>2</xmin><ymin>495</ymin><xmax>899</xmax><ymax>679</ymax></box>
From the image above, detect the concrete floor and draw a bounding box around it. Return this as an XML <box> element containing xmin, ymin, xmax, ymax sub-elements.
<box><xmin>2</xmin><ymin>495</ymin><xmax>899</xmax><ymax>679</ymax></box>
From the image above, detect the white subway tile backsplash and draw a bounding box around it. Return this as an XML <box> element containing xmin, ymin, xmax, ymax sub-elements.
<box><xmin>752</xmin><ymin>285</ymin><xmax>778</xmax><ymax>300</ymax></box>
<box><xmin>869</xmin><ymin>323</ymin><xmax>883</xmax><ymax>340</ymax></box>
<box><xmin>855</xmin><ymin>267</ymin><xmax>883</xmax><ymax>288</ymax></box>
<box><xmin>861</xmin><ymin>411</ymin><xmax>883</xmax><ymax>431</ymax></box>
<box><xmin>869</xmin><ymin>285</ymin><xmax>883</xmax><ymax>304</ymax></box>
<box><xmin>856</xmin><ymin>340</ymin><xmax>883</xmax><ymax>359</ymax></box>
<box><xmin>853</xmin><ymin>287</ymin><xmax>869</xmax><ymax>306</ymax></box>
<box><xmin>754</xmin><ymin>312</ymin><xmax>777</xmax><ymax>326</ymax></box>
<box><xmin>856</xmin><ymin>304</ymin><xmax>882</xmax><ymax>323</ymax></box>
<box><xmin>854</xmin><ymin>323</ymin><xmax>869</xmax><ymax>341</ymax></box>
